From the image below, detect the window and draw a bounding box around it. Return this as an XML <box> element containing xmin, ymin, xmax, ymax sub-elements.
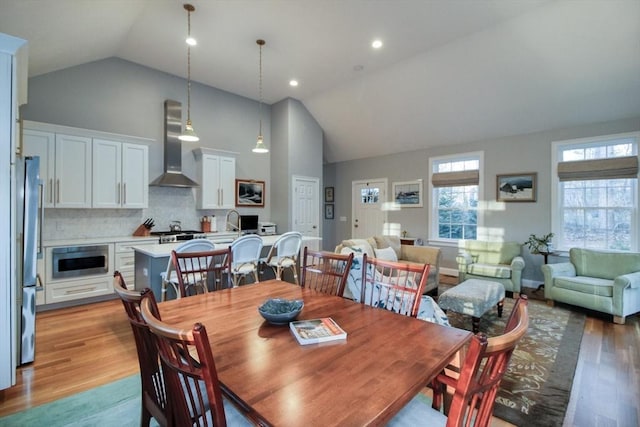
<box><xmin>552</xmin><ymin>132</ymin><xmax>639</xmax><ymax>252</ymax></box>
<box><xmin>429</xmin><ymin>152</ymin><xmax>483</xmax><ymax>242</ymax></box>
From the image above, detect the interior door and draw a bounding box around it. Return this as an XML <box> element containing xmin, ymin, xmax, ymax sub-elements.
<box><xmin>292</xmin><ymin>176</ymin><xmax>320</xmax><ymax>249</ymax></box>
<box><xmin>352</xmin><ymin>179</ymin><xmax>388</xmax><ymax>238</ymax></box>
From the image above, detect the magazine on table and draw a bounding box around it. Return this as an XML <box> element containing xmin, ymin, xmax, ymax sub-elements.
<box><xmin>289</xmin><ymin>318</ymin><xmax>347</xmax><ymax>345</ymax></box>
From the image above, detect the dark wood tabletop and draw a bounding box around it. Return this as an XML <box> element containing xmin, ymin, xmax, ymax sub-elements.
<box><xmin>158</xmin><ymin>279</ymin><xmax>472</xmax><ymax>426</ymax></box>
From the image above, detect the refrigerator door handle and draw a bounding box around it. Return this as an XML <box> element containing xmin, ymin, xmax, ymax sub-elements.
<box><xmin>38</xmin><ymin>181</ymin><xmax>44</xmax><ymax>256</ymax></box>
<box><xmin>35</xmin><ymin>274</ymin><xmax>44</xmax><ymax>292</ymax></box>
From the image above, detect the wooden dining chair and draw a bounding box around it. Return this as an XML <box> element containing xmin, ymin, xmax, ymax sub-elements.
<box><xmin>300</xmin><ymin>247</ymin><xmax>354</xmax><ymax>296</ymax></box>
<box><xmin>360</xmin><ymin>254</ymin><xmax>430</xmax><ymax>317</ymax></box>
<box><xmin>389</xmin><ymin>295</ymin><xmax>529</xmax><ymax>427</ymax></box>
<box><xmin>113</xmin><ymin>271</ymin><xmax>169</xmax><ymax>427</ymax></box>
<box><xmin>161</xmin><ymin>239</ymin><xmax>218</xmax><ymax>300</ymax></box>
<box><xmin>171</xmin><ymin>246</ymin><xmax>232</xmax><ymax>297</ymax></box>
<box><xmin>139</xmin><ymin>294</ymin><xmax>251</xmax><ymax>427</ymax></box>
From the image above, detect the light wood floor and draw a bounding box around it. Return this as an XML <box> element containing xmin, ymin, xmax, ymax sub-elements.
<box><xmin>1</xmin><ymin>284</ymin><xmax>638</xmax><ymax>426</ymax></box>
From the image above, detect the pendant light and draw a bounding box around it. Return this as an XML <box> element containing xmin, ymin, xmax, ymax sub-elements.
<box><xmin>252</xmin><ymin>39</ymin><xmax>269</xmax><ymax>153</ymax></box>
<box><xmin>179</xmin><ymin>4</ymin><xmax>199</xmax><ymax>142</ymax></box>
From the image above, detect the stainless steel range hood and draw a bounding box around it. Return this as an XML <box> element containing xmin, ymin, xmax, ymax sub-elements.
<box><xmin>150</xmin><ymin>99</ymin><xmax>199</xmax><ymax>188</ymax></box>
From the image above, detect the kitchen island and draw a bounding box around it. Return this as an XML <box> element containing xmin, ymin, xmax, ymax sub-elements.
<box><xmin>131</xmin><ymin>234</ymin><xmax>320</xmax><ymax>301</ymax></box>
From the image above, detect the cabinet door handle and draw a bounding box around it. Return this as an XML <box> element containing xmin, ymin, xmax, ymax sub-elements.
<box><xmin>117</xmin><ymin>182</ymin><xmax>121</xmax><ymax>204</ymax></box>
<box><xmin>219</xmin><ymin>189</ymin><xmax>222</xmax><ymax>206</ymax></box>
<box><xmin>48</xmin><ymin>178</ymin><xmax>53</xmax><ymax>204</ymax></box>
<box><xmin>123</xmin><ymin>183</ymin><xmax>127</xmax><ymax>205</ymax></box>
<box><xmin>56</xmin><ymin>179</ymin><xmax>60</xmax><ymax>204</ymax></box>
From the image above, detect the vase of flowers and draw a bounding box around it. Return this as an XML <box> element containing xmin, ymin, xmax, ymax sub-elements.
<box><xmin>524</xmin><ymin>232</ymin><xmax>554</xmax><ymax>254</ymax></box>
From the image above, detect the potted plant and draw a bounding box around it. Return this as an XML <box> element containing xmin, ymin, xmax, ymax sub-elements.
<box><xmin>524</xmin><ymin>232</ymin><xmax>554</xmax><ymax>254</ymax></box>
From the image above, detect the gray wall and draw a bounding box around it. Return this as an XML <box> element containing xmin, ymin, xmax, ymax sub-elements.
<box><xmin>271</xmin><ymin>98</ymin><xmax>323</xmax><ymax>231</ymax></box>
<box><xmin>21</xmin><ymin>57</ymin><xmax>279</xmax><ymax>238</ymax></box>
<box><xmin>324</xmin><ymin>115</ymin><xmax>640</xmax><ymax>283</ymax></box>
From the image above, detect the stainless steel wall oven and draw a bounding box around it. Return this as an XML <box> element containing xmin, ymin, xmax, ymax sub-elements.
<box><xmin>51</xmin><ymin>245</ymin><xmax>109</xmax><ymax>279</ymax></box>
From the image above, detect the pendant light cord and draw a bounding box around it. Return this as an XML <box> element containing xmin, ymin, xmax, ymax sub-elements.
<box><xmin>186</xmin><ymin>7</ymin><xmax>192</xmax><ymax>123</ymax></box>
<box><xmin>258</xmin><ymin>40</ymin><xmax>263</xmax><ymax>136</ymax></box>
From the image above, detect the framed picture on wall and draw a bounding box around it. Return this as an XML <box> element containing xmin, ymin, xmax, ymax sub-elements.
<box><xmin>392</xmin><ymin>180</ymin><xmax>423</xmax><ymax>207</ymax></box>
<box><xmin>325</xmin><ymin>186</ymin><xmax>334</xmax><ymax>202</ymax></box>
<box><xmin>235</xmin><ymin>179</ymin><xmax>265</xmax><ymax>207</ymax></box>
<box><xmin>496</xmin><ymin>172</ymin><xmax>537</xmax><ymax>202</ymax></box>
<box><xmin>325</xmin><ymin>204</ymin><xmax>334</xmax><ymax>219</ymax></box>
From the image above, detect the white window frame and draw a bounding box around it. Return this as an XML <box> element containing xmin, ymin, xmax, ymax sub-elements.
<box><xmin>428</xmin><ymin>151</ymin><xmax>484</xmax><ymax>246</ymax></box>
<box><xmin>551</xmin><ymin>132</ymin><xmax>639</xmax><ymax>253</ymax></box>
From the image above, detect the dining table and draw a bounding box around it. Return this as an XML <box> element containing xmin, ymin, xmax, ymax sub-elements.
<box><xmin>157</xmin><ymin>279</ymin><xmax>472</xmax><ymax>426</ymax></box>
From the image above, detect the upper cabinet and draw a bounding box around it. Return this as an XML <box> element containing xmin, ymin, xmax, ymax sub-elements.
<box><xmin>93</xmin><ymin>139</ymin><xmax>148</xmax><ymax>208</ymax></box>
<box><xmin>194</xmin><ymin>148</ymin><xmax>236</xmax><ymax>209</ymax></box>
<box><xmin>22</xmin><ymin>121</ymin><xmax>151</xmax><ymax>209</ymax></box>
<box><xmin>22</xmin><ymin>130</ymin><xmax>92</xmax><ymax>208</ymax></box>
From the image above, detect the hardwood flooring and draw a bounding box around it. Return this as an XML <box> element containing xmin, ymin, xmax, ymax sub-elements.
<box><xmin>0</xmin><ymin>280</ymin><xmax>638</xmax><ymax>426</ymax></box>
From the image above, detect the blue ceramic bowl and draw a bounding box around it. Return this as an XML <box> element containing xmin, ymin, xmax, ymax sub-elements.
<box><xmin>258</xmin><ymin>298</ymin><xmax>304</xmax><ymax>325</ymax></box>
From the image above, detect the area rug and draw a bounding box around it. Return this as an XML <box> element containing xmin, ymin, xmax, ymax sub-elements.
<box><xmin>0</xmin><ymin>375</ymin><xmax>156</xmax><ymax>427</ymax></box>
<box><xmin>439</xmin><ymin>284</ymin><xmax>585</xmax><ymax>427</ymax></box>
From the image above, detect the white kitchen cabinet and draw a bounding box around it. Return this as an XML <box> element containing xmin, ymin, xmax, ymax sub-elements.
<box><xmin>194</xmin><ymin>148</ymin><xmax>236</xmax><ymax>209</ymax></box>
<box><xmin>92</xmin><ymin>139</ymin><xmax>148</xmax><ymax>208</ymax></box>
<box><xmin>23</xmin><ymin>121</ymin><xmax>152</xmax><ymax>209</ymax></box>
<box><xmin>21</xmin><ymin>129</ymin><xmax>55</xmax><ymax>207</ymax></box>
<box><xmin>22</xmin><ymin>129</ymin><xmax>92</xmax><ymax>208</ymax></box>
<box><xmin>54</xmin><ymin>134</ymin><xmax>92</xmax><ymax>208</ymax></box>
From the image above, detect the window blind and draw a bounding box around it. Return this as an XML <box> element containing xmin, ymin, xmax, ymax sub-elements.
<box><xmin>431</xmin><ymin>170</ymin><xmax>479</xmax><ymax>187</ymax></box>
<box><xmin>557</xmin><ymin>156</ymin><xmax>638</xmax><ymax>181</ymax></box>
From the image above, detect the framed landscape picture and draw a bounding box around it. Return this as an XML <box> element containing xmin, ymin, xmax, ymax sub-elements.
<box><xmin>496</xmin><ymin>173</ymin><xmax>537</xmax><ymax>202</ymax></box>
<box><xmin>236</xmin><ymin>179</ymin><xmax>265</xmax><ymax>207</ymax></box>
<box><xmin>392</xmin><ymin>180</ymin><xmax>423</xmax><ymax>207</ymax></box>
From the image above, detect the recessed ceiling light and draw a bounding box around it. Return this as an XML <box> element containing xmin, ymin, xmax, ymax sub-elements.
<box><xmin>372</xmin><ymin>39</ymin><xmax>383</xmax><ymax>49</ymax></box>
<box><xmin>186</xmin><ymin>37</ymin><xmax>197</xmax><ymax>46</ymax></box>
<box><xmin>289</xmin><ymin>80</ymin><xmax>299</xmax><ymax>87</ymax></box>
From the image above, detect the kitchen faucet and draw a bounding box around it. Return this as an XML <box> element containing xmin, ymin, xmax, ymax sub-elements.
<box><xmin>225</xmin><ymin>209</ymin><xmax>241</xmax><ymax>236</ymax></box>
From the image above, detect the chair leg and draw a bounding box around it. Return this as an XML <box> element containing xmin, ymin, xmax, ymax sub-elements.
<box><xmin>292</xmin><ymin>265</ymin><xmax>299</xmax><ymax>285</ymax></box>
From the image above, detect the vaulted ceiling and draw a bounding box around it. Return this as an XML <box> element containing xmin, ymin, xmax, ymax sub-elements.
<box><xmin>2</xmin><ymin>0</ymin><xmax>639</xmax><ymax>163</ymax></box>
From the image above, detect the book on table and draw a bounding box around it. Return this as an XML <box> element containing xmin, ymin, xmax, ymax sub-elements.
<box><xmin>289</xmin><ymin>318</ymin><xmax>347</xmax><ymax>345</ymax></box>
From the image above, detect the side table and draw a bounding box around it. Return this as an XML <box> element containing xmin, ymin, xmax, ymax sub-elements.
<box><xmin>536</xmin><ymin>251</ymin><xmax>557</xmax><ymax>292</ymax></box>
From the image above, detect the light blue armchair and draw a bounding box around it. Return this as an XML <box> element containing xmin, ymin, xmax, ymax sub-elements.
<box><xmin>542</xmin><ymin>248</ymin><xmax>640</xmax><ymax>324</ymax></box>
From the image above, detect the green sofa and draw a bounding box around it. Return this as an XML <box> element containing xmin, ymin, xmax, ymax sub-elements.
<box><xmin>456</xmin><ymin>240</ymin><xmax>525</xmax><ymax>297</ymax></box>
<box><xmin>542</xmin><ymin>248</ymin><xmax>640</xmax><ymax>324</ymax></box>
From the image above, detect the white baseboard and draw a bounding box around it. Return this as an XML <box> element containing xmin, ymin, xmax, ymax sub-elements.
<box><xmin>440</xmin><ymin>267</ymin><xmax>458</xmax><ymax>277</ymax></box>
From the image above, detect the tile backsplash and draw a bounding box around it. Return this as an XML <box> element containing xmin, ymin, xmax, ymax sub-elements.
<box><xmin>42</xmin><ymin>186</ymin><xmax>227</xmax><ymax>241</ymax></box>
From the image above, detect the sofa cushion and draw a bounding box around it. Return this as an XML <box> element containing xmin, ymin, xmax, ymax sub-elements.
<box><xmin>555</xmin><ymin>276</ymin><xmax>614</xmax><ymax>297</ymax></box>
<box><xmin>339</xmin><ymin>238</ymin><xmax>375</xmax><ymax>257</ymax></box>
<box><xmin>373</xmin><ymin>235</ymin><xmax>402</xmax><ymax>259</ymax></box>
<box><xmin>467</xmin><ymin>263</ymin><xmax>512</xmax><ymax>279</ymax></box>
<box><xmin>374</xmin><ymin>246</ymin><xmax>398</xmax><ymax>262</ymax></box>
<box><xmin>570</xmin><ymin>248</ymin><xmax>640</xmax><ymax>280</ymax></box>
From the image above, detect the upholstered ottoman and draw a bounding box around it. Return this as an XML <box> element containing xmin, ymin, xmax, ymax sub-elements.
<box><xmin>438</xmin><ymin>279</ymin><xmax>505</xmax><ymax>333</ymax></box>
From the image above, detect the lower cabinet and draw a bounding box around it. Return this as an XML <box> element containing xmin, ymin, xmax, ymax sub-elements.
<box><xmin>115</xmin><ymin>241</ymin><xmax>156</xmax><ymax>290</ymax></box>
<box><xmin>45</xmin><ymin>275</ymin><xmax>113</xmax><ymax>305</ymax></box>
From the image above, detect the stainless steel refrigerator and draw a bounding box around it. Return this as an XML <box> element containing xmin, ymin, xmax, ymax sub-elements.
<box><xmin>15</xmin><ymin>155</ymin><xmax>42</xmax><ymax>365</ymax></box>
